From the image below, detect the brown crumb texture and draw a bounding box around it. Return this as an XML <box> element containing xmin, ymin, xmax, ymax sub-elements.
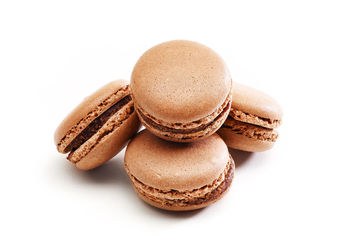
<box><xmin>137</xmin><ymin>98</ymin><xmax>231</xmax><ymax>142</ymax></box>
<box><xmin>223</xmin><ymin>118</ymin><xmax>278</xmax><ymax>142</ymax></box>
<box><xmin>67</xmin><ymin>102</ymin><xmax>135</xmax><ymax>163</ymax></box>
<box><xmin>57</xmin><ymin>86</ymin><xmax>130</xmax><ymax>152</ymax></box>
<box><xmin>136</xmin><ymin>93</ymin><xmax>231</xmax><ymax>130</ymax></box>
<box><xmin>230</xmin><ymin>109</ymin><xmax>281</xmax><ymax>129</ymax></box>
<box><xmin>127</xmin><ymin>157</ymin><xmax>234</xmax><ymax>208</ymax></box>
<box><xmin>139</xmin><ymin>99</ymin><xmax>230</xmax><ymax>134</ymax></box>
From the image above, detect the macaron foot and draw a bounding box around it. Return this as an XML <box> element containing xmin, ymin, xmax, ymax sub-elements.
<box><xmin>136</xmin><ymin>95</ymin><xmax>231</xmax><ymax>142</ymax></box>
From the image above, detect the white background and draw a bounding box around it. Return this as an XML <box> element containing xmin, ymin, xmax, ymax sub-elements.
<box><xmin>1</xmin><ymin>1</ymin><xmax>349</xmax><ymax>249</ymax></box>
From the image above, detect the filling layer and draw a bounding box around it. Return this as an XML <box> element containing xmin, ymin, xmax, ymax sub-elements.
<box><xmin>129</xmin><ymin>157</ymin><xmax>234</xmax><ymax>207</ymax></box>
<box><xmin>64</xmin><ymin>95</ymin><xmax>131</xmax><ymax>154</ymax></box>
<box><xmin>138</xmin><ymin>98</ymin><xmax>231</xmax><ymax>135</ymax></box>
<box><xmin>222</xmin><ymin>117</ymin><xmax>278</xmax><ymax>141</ymax></box>
<box><xmin>68</xmin><ymin>103</ymin><xmax>134</xmax><ymax>163</ymax></box>
<box><xmin>230</xmin><ymin>109</ymin><xmax>281</xmax><ymax>129</ymax></box>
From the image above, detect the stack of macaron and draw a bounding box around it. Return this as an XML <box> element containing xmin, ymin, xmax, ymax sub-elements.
<box><xmin>54</xmin><ymin>40</ymin><xmax>282</xmax><ymax>211</ymax></box>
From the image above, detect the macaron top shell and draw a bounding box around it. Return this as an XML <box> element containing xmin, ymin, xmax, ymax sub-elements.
<box><xmin>54</xmin><ymin>80</ymin><xmax>129</xmax><ymax>152</ymax></box>
<box><xmin>125</xmin><ymin>130</ymin><xmax>230</xmax><ymax>191</ymax></box>
<box><xmin>130</xmin><ymin>40</ymin><xmax>231</xmax><ymax>123</ymax></box>
<box><xmin>231</xmin><ymin>83</ymin><xmax>283</xmax><ymax>120</ymax></box>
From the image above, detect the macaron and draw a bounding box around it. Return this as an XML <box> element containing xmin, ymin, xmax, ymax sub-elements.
<box><xmin>54</xmin><ymin>80</ymin><xmax>141</xmax><ymax>170</ymax></box>
<box><xmin>130</xmin><ymin>40</ymin><xmax>232</xmax><ymax>142</ymax></box>
<box><xmin>124</xmin><ymin>130</ymin><xmax>234</xmax><ymax>211</ymax></box>
<box><xmin>217</xmin><ymin>83</ymin><xmax>283</xmax><ymax>152</ymax></box>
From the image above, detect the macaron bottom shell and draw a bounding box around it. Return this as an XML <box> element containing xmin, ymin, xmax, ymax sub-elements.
<box><xmin>217</xmin><ymin>116</ymin><xmax>278</xmax><ymax>152</ymax></box>
<box><xmin>217</xmin><ymin>127</ymin><xmax>276</xmax><ymax>152</ymax></box>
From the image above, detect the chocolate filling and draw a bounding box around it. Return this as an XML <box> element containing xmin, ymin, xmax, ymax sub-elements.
<box><xmin>139</xmin><ymin>101</ymin><xmax>230</xmax><ymax>135</ymax></box>
<box><xmin>64</xmin><ymin>95</ymin><xmax>131</xmax><ymax>153</ymax></box>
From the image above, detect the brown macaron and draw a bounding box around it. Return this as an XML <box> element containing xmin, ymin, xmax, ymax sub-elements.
<box><xmin>130</xmin><ymin>40</ymin><xmax>232</xmax><ymax>142</ymax></box>
<box><xmin>217</xmin><ymin>83</ymin><xmax>283</xmax><ymax>152</ymax></box>
<box><xmin>124</xmin><ymin>130</ymin><xmax>234</xmax><ymax>211</ymax></box>
<box><xmin>54</xmin><ymin>80</ymin><xmax>141</xmax><ymax>170</ymax></box>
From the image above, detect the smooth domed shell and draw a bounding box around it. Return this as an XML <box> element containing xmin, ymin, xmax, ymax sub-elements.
<box><xmin>124</xmin><ymin>130</ymin><xmax>230</xmax><ymax>191</ymax></box>
<box><xmin>231</xmin><ymin>83</ymin><xmax>283</xmax><ymax>120</ymax></box>
<box><xmin>130</xmin><ymin>40</ymin><xmax>231</xmax><ymax>123</ymax></box>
